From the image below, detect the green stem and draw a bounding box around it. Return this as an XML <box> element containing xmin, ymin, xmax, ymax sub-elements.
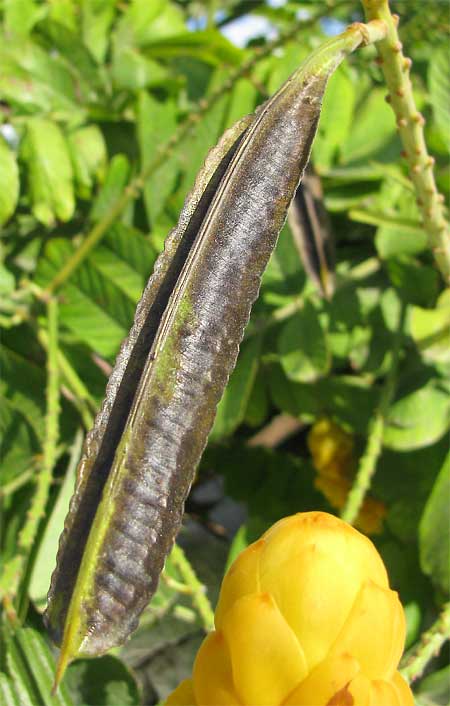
<box><xmin>38</xmin><ymin>328</ymin><xmax>96</xmax><ymax>429</ymax></box>
<box><xmin>293</xmin><ymin>19</ymin><xmax>387</xmax><ymax>81</ymax></box>
<box><xmin>170</xmin><ymin>544</ymin><xmax>215</xmax><ymax>632</ymax></box>
<box><xmin>401</xmin><ymin>602</ymin><xmax>450</xmax><ymax>683</ymax></box>
<box><xmin>246</xmin><ymin>256</ymin><xmax>381</xmax><ymax>339</ymax></box>
<box><xmin>0</xmin><ymin>298</ymin><xmax>60</xmax><ymax>607</ymax></box>
<box><xmin>348</xmin><ymin>209</ymin><xmax>423</xmax><ymax>234</ymax></box>
<box><xmin>341</xmin><ymin>412</ymin><xmax>384</xmax><ymax>525</ymax></box>
<box><xmin>42</xmin><ymin>3</ymin><xmax>346</xmax><ymax>296</ymax></box>
<box><xmin>19</xmin><ymin>298</ymin><xmax>60</xmax><ymax>551</ymax></box>
<box><xmin>361</xmin><ymin>0</ymin><xmax>450</xmax><ymax>283</ymax></box>
<box><xmin>341</xmin><ymin>300</ymin><xmax>406</xmax><ymax>525</ymax></box>
<box><xmin>0</xmin><ymin>469</ymin><xmax>35</xmax><ymax>498</ymax></box>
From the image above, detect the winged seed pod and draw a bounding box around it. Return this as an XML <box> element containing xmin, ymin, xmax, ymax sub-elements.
<box><xmin>45</xmin><ymin>21</ymin><xmax>386</xmax><ymax>687</ymax></box>
<box><xmin>288</xmin><ymin>167</ymin><xmax>335</xmax><ymax>298</ymax></box>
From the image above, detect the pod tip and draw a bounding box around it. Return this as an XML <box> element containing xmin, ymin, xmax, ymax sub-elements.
<box><xmin>52</xmin><ymin>647</ymin><xmax>71</xmax><ymax>695</ymax></box>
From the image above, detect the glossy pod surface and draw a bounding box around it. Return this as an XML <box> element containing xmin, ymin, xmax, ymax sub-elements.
<box><xmin>45</xmin><ymin>22</ymin><xmax>383</xmax><ymax>673</ymax></box>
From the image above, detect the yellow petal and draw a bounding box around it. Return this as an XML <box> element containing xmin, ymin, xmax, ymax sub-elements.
<box><xmin>215</xmin><ymin>539</ymin><xmax>264</xmax><ymax>629</ymax></box>
<box><xmin>391</xmin><ymin>672</ymin><xmax>415</xmax><ymax>706</ymax></box>
<box><xmin>221</xmin><ymin>592</ymin><xmax>308</xmax><ymax>706</ymax></box>
<box><xmin>348</xmin><ymin>673</ymin><xmax>413</xmax><ymax>706</ymax></box>
<box><xmin>314</xmin><ymin>479</ymin><xmax>386</xmax><ymax>537</ymax></box>
<box><xmin>368</xmin><ymin>679</ymin><xmax>405</xmax><ymax>706</ymax></box>
<box><xmin>282</xmin><ymin>652</ymin><xmax>360</xmax><ymax>705</ymax></box>
<box><xmin>258</xmin><ymin>513</ymin><xmax>388</xmax><ymax>670</ymax></box>
<box><xmin>165</xmin><ymin>679</ymin><xmax>197</xmax><ymax>706</ymax></box>
<box><xmin>329</xmin><ymin>580</ymin><xmax>405</xmax><ymax>679</ymax></box>
<box><xmin>193</xmin><ymin>631</ymin><xmax>240</xmax><ymax>706</ymax></box>
<box><xmin>347</xmin><ymin>673</ymin><xmax>372</xmax><ymax>706</ymax></box>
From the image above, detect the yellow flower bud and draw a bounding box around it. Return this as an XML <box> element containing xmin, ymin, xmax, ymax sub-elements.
<box><xmin>308</xmin><ymin>417</ymin><xmax>355</xmax><ymax>477</ymax></box>
<box><xmin>308</xmin><ymin>418</ymin><xmax>386</xmax><ymax>535</ymax></box>
<box><xmin>165</xmin><ymin>679</ymin><xmax>196</xmax><ymax>706</ymax></box>
<box><xmin>165</xmin><ymin>512</ymin><xmax>414</xmax><ymax>706</ymax></box>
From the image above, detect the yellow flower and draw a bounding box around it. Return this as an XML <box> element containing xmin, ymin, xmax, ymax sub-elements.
<box><xmin>307</xmin><ymin>417</ymin><xmax>355</xmax><ymax>479</ymax></box>
<box><xmin>165</xmin><ymin>512</ymin><xmax>413</xmax><ymax>706</ymax></box>
<box><xmin>308</xmin><ymin>418</ymin><xmax>386</xmax><ymax>535</ymax></box>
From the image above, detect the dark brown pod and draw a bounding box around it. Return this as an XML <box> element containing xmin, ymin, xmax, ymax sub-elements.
<box><xmin>288</xmin><ymin>166</ymin><xmax>335</xmax><ymax>298</ymax></box>
<box><xmin>44</xmin><ymin>22</ymin><xmax>385</xmax><ymax>684</ymax></box>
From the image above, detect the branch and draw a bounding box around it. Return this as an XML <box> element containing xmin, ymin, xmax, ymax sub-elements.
<box><xmin>361</xmin><ymin>0</ymin><xmax>450</xmax><ymax>283</ymax></box>
<box><xmin>0</xmin><ymin>298</ymin><xmax>60</xmax><ymax>610</ymax></box>
<box><xmin>38</xmin><ymin>327</ymin><xmax>95</xmax><ymax>429</ymax></box>
<box><xmin>169</xmin><ymin>544</ymin><xmax>215</xmax><ymax>632</ymax></box>
<box><xmin>216</xmin><ymin>0</ymin><xmax>268</xmax><ymax>27</ymax></box>
<box><xmin>401</xmin><ymin>602</ymin><xmax>450</xmax><ymax>683</ymax></box>
<box><xmin>0</xmin><ymin>468</ymin><xmax>35</xmax><ymax>498</ymax></box>
<box><xmin>247</xmin><ymin>414</ymin><xmax>304</xmax><ymax>449</ymax></box>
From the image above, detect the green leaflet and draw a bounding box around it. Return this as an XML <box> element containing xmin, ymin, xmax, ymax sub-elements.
<box><xmin>0</xmin><ymin>136</ymin><xmax>19</xmax><ymax>226</ymax></box>
<box><xmin>312</xmin><ymin>66</ymin><xmax>355</xmax><ymax>169</ymax></box>
<box><xmin>2</xmin><ymin>0</ymin><xmax>44</xmax><ymax>38</ymax></box>
<box><xmin>410</xmin><ymin>289</ymin><xmax>450</xmax><ymax>364</ymax></box>
<box><xmin>20</xmin><ymin>119</ymin><xmax>75</xmax><ymax>226</ymax></box>
<box><xmin>35</xmin><ymin>225</ymin><xmax>157</xmax><ymax>360</ymax></box>
<box><xmin>81</xmin><ymin>0</ymin><xmax>116</xmax><ymax>64</ymax></box>
<box><xmin>428</xmin><ymin>46</ymin><xmax>450</xmax><ymax>149</ymax></box>
<box><xmin>384</xmin><ymin>378</ymin><xmax>450</xmax><ymax>451</ymax></box>
<box><xmin>278</xmin><ymin>300</ymin><xmax>330</xmax><ymax>383</ymax></box>
<box><xmin>137</xmin><ymin>92</ymin><xmax>178</xmax><ymax>225</ymax></box>
<box><xmin>67</xmin><ymin>125</ymin><xmax>107</xmax><ymax>200</ymax></box>
<box><xmin>0</xmin><ymin>39</ymin><xmax>86</xmax><ymax>121</ymax></box>
<box><xmin>2</xmin><ymin>625</ymin><xmax>73</xmax><ymax>706</ymax></box>
<box><xmin>419</xmin><ymin>451</ymin><xmax>450</xmax><ymax>595</ymax></box>
<box><xmin>90</xmin><ymin>155</ymin><xmax>130</xmax><ymax>222</ymax></box>
<box><xmin>210</xmin><ymin>336</ymin><xmax>263</xmax><ymax>441</ymax></box>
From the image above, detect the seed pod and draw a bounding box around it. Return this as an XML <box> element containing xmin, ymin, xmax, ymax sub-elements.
<box><xmin>288</xmin><ymin>166</ymin><xmax>335</xmax><ymax>298</ymax></box>
<box><xmin>45</xmin><ymin>22</ymin><xmax>386</xmax><ymax>685</ymax></box>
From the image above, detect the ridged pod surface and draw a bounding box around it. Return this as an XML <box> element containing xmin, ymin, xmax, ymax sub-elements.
<box><xmin>44</xmin><ymin>21</ymin><xmax>386</xmax><ymax>680</ymax></box>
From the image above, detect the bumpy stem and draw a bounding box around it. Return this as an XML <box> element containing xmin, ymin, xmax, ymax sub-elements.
<box><xmin>170</xmin><ymin>544</ymin><xmax>215</xmax><ymax>632</ymax></box>
<box><xmin>361</xmin><ymin>0</ymin><xmax>450</xmax><ymax>283</ymax></box>
<box><xmin>401</xmin><ymin>602</ymin><xmax>450</xmax><ymax>683</ymax></box>
<box><xmin>341</xmin><ymin>413</ymin><xmax>384</xmax><ymax>525</ymax></box>
<box><xmin>0</xmin><ymin>298</ymin><xmax>60</xmax><ymax>608</ymax></box>
<box><xmin>38</xmin><ymin>327</ymin><xmax>96</xmax><ymax>429</ymax></box>
<box><xmin>341</xmin><ymin>301</ymin><xmax>406</xmax><ymax>525</ymax></box>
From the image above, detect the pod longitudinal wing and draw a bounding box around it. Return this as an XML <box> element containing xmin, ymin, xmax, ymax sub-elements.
<box><xmin>44</xmin><ymin>22</ymin><xmax>383</xmax><ymax>680</ymax></box>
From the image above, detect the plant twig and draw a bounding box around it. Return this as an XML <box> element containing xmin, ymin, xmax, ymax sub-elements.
<box><xmin>401</xmin><ymin>602</ymin><xmax>450</xmax><ymax>683</ymax></box>
<box><xmin>246</xmin><ymin>256</ymin><xmax>381</xmax><ymax>339</ymax></box>
<box><xmin>0</xmin><ymin>468</ymin><xmax>35</xmax><ymax>498</ymax></box>
<box><xmin>170</xmin><ymin>544</ymin><xmax>215</xmax><ymax>632</ymax></box>
<box><xmin>43</xmin><ymin>3</ymin><xmax>344</xmax><ymax>296</ymax></box>
<box><xmin>361</xmin><ymin>0</ymin><xmax>450</xmax><ymax>283</ymax></box>
<box><xmin>341</xmin><ymin>300</ymin><xmax>406</xmax><ymax>525</ymax></box>
<box><xmin>38</xmin><ymin>327</ymin><xmax>96</xmax><ymax>429</ymax></box>
<box><xmin>247</xmin><ymin>414</ymin><xmax>304</xmax><ymax>448</ymax></box>
<box><xmin>0</xmin><ymin>298</ymin><xmax>60</xmax><ymax>608</ymax></box>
